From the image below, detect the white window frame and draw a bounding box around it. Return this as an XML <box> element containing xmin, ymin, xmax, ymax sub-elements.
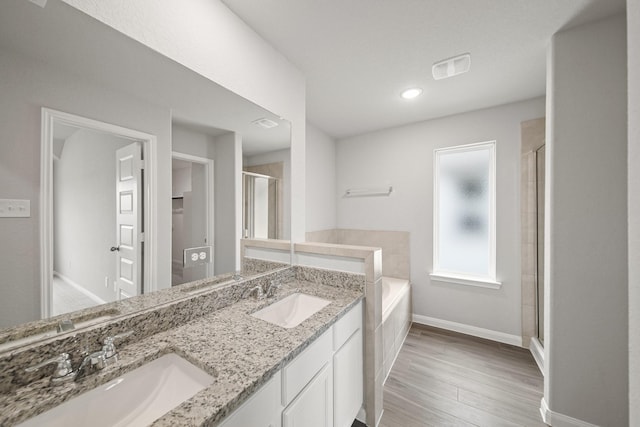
<box><xmin>431</xmin><ymin>140</ymin><xmax>501</xmax><ymax>289</ymax></box>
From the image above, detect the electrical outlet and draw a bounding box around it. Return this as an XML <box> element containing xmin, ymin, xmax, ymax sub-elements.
<box><xmin>183</xmin><ymin>246</ymin><xmax>212</xmax><ymax>267</ymax></box>
<box><xmin>104</xmin><ymin>277</ymin><xmax>109</xmax><ymax>288</ymax></box>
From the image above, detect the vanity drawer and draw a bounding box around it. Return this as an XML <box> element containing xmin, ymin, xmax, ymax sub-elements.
<box><xmin>333</xmin><ymin>301</ymin><xmax>362</xmax><ymax>351</ymax></box>
<box><xmin>282</xmin><ymin>328</ymin><xmax>332</xmax><ymax>405</ymax></box>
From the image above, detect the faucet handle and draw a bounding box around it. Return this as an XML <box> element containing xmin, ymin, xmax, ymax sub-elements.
<box><xmin>25</xmin><ymin>352</ymin><xmax>76</xmax><ymax>383</ymax></box>
<box><xmin>266</xmin><ymin>280</ymin><xmax>280</xmax><ymax>297</ymax></box>
<box><xmin>102</xmin><ymin>331</ymin><xmax>133</xmax><ymax>360</ymax></box>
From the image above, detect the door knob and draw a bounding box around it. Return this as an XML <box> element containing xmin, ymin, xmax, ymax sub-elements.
<box><xmin>110</xmin><ymin>246</ymin><xmax>120</xmax><ymax>252</ymax></box>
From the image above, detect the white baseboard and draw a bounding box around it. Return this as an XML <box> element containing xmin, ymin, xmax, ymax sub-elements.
<box><xmin>53</xmin><ymin>271</ymin><xmax>107</xmax><ymax>304</ymax></box>
<box><xmin>540</xmin><ymin>398</ymin><xmax>601</xmax><ymax>427</ymax></box>
<box><xmin>412</xmin><ymin>314</ymin><xmax>522</xmax><ymax>347</ymax></box>
<box><xmin>529</xmin><ymin>337</ymin><xmax>545</xmax><ymax>375</ymax></box>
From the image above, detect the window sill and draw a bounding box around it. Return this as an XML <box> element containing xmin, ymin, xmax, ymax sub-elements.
<box><xmin>429</xmin><ymin>273</ymin><xmax>502</xmax><ymax>289</ymax></box>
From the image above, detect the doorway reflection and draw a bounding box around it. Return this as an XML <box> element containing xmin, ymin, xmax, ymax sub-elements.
<box><xmin>242</xmin><ymin>170</ymin><xmax>281</xmax><ymax>239</ymax></box>
<box><xmin>171</xmin><ymin>155</ymin><xmax>214</xmax><ymax>286</ymax></box>
<box><xmin>52</xmin><ymin>124</ymin><xmax>141</xmax><ymax>316</ymax></box>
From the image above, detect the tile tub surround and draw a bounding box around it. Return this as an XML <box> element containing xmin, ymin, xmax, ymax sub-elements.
<box><xmin>0</xmin><ymin>279</ymin><xmax>363</xmax><ymax>426</ymax></box>
<box><xmin>306</xmin><ymin>228</ymin><xmax>410</xmax><ymax>280</ymax></box>
<box><xmin>0</xmin><ymin>268</ymin><xmax>298</xmax><ymax>393</ymax></box>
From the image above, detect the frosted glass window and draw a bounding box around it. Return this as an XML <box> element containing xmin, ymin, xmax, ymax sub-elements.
<box><xmin>434</xmin><ymin>141</ymin><xmax>496</xmax><ymax>280</ymax></box>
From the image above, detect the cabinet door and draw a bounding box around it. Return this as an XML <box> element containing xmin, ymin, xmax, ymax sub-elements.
<box><xmin>282</xmin><ymin>362</ymin><xmax>333</xmax><ymax>427</ymax></box>
<box><xmin>333</xmin><ymin>328</ymin><xmax>363</xmax><ymax>427</ymax></box>
<box><xmin>219</xmin><ymin>374</ymin><xmax>282</xmax><ymax>427</ymax></box>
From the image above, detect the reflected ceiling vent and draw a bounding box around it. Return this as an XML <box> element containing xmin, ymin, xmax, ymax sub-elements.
<box><xmin>252</xmin><ymin>118</ymin><xmax>279</xmax><ymax>129</ymax></box>
<box><xmin>28</xmin><ymin>0</ymin><xmax>48</xmax><ymax>7</ymax></box>
<box><xmin>432</xmin><ymin>53</ymin><xmax>471</xmax><ymax>80</ymax></box>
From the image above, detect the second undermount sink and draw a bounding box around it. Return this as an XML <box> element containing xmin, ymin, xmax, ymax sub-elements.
<box><xmin>251</xmin><ymin>293</ymin><xmax>331</xmax><ymax>328</ymax></box>
<box><xmin>18</xmin><ymin>353</ymin><xmax>215</xmax><ymax>427</ymax></box>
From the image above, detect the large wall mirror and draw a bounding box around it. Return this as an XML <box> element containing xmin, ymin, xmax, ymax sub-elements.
<box><xmin>0</xmin><ymin>0</ymin><xmax>292</xmax><ymax>337</ymax></box>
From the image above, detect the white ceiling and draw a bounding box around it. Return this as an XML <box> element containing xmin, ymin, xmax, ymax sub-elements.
<box><xmin>223</xmin><ymin>0</ymin><xmax>626</xmax><ymax>139</ymax></box>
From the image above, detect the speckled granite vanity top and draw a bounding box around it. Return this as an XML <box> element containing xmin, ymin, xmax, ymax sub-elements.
<box><xmin>0</xmin><ymin>279</ymin><xmax>362</xmax><ymax>426</ymax></box>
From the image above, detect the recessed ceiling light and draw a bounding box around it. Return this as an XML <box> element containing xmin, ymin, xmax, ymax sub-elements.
<box><xmin>401</xmin><ymin>88</ymin><xmax>423</xmax><ymax>100</ymax></box>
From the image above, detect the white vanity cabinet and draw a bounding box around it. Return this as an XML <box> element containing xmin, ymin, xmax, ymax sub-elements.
<box><xmin>282</xmin><ymin>362</ymin><xmax>333</xmax><ymax>427</ymax></box>
<box><xmin>218</xmin><ymin>374</ymin><xmax>283</xmax><ymax>427</ymax></box>
<box><xmin>332</xmin><ymin>303</ymin><xmax>364</xmax><ymax>427</ymax></box>
<box><xmin>220</xmin><ymin>301</ymin><xmax>362</xmax><ymax>427</ymax></box>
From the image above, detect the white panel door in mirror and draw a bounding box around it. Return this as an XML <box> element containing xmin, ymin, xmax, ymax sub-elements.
<box><xmin>119</xmin><ymin>225</ymin><xmax>134</xmax><ymax>249</ymax></box>
<box><xmin>119</xmin><ymin>154</ymin><xmax>134</xmax><ymax>181</ymax></box>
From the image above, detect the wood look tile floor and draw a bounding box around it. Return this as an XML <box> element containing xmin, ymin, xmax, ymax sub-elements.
<box><xmin>378</xmin><ymin>324</ymin><xmax>547</xmax><ymax>427</ymax></box>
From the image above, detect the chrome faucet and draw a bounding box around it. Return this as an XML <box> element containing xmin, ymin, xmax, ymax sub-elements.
<box><xmin>251</xmin><ymin>284</ymin><xmax>265</xmax><ymax>300</ymax></box>
<box><xmin>77</xmin><ymin>331</ymin><xmax>132</xmax><ymax>377</ymax></box>
<box><xmin>76</xmin><ymin>350</ymin><xmax>107</xmax><ymax>376</ymax></box>
<box><xmin>25</xmin><ymin>353</ymin><xmax>77</xmax><ymax>383</ymax></box>
<box><xmin>25</xmin><ymin>331</ymin><xmax>133</xmax><ymax>383</ymax></box>
<box><xmin>101</xmin><ymin>331</ymin><xmax>133</xmax><ymax>363</ymax></box>
<box><xmin>265</xmin><ymin>280</ymin><xmax>280</xmax><ymax>298</ymax></box>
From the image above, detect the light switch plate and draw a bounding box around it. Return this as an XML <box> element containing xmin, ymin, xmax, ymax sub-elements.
<box><xmin>0</xmin><ymin>199</ymin><xmax>31</xmax><ymax>218</ymax></box>
<box><xmin>183</xmin><ymin>246</ymin><xmax>212</xmax><ymax>268</ymax></box>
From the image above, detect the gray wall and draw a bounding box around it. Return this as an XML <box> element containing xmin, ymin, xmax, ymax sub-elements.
<box><xmin>545</xmin><ymin>14</ymin><xmax>628</xmax><ymax>426</ymax></box>
<box><xmin>336</xmin><ymin>98</ymin><xmax>545</xmax><ymax>339</ymax></box>
<box><xmin>54</xmin><ymin>129</ymin><xmax>130</xmax><ymax>303</ymax></box>
<box><xmin>172</xmin><ymin>124</ymin><xmax>216</xmax><ymax>160</ymax></box>
<box><xmin>628</xmin><ymin>0</ymin><xmax>640</xmax><ymax>424</ymax></box>
<box><xmin>0</xmin><ymin>47</ymin><xmax>171</xmax><ymax>328</ymax></box>
<box><xmin>214</xmin><ymin>133</ymin><xmax>242</xmax><ymax>274</ymax></box>
<box><xmin>305</xmin><ymin>123</ymin><xmax>337</xmax><ymax>233</ymax></box>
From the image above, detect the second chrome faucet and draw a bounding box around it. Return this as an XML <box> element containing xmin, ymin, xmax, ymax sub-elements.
<box><xmin>251</xmin><ymin>281</ymin><xmax>281</xmax><ymax>300</ymax></box>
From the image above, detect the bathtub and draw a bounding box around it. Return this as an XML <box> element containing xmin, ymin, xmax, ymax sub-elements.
<box><xmin>381</xmin><ymin>277</ymin><xmax>412</xmax><ymax>382</ymax></box>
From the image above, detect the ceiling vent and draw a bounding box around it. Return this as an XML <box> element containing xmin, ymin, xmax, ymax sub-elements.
<box><xmin>252</xmin><ymin>118</ymin><xmax>279</xmax><ymax>129</ymax></box>
<box><xmin>28</xmin><ymin>0</ymin><xmax>48</xmax><ymax>7</ymax></box>
<box><xmin>432</xmin><ymin>53</ymin><xmax>471</xmax><ymax>80</ymax></box>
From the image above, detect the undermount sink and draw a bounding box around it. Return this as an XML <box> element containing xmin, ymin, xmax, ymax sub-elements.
<box><xmin>251</xmin><ymin>293</ymin><xmax>331</xmax><ymax>329</ymax></box>
<box><xmin>18</xmin><ymin>353</ymin><xmax>215</xmax><ymax>427</ymax></box>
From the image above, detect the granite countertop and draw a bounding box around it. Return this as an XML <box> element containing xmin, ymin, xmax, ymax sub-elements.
<box><xmin>2</xmin><ymin>279</ymin><xmax>363</xmax><ymax>426</ymax></box>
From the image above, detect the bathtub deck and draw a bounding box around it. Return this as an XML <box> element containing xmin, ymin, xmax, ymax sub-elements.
<box><xmin>379</xmin><ymin>323</ymin><xmax>546</xmax><ymax>427</ymax></box>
